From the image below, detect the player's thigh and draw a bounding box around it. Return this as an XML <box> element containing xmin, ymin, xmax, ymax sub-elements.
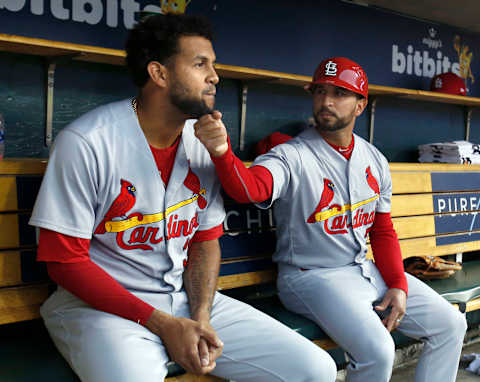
<box><xmin>41</xmin><ymin>290</ymin><xmax>169</xmax><ymax>382</ymax></box>
<box><xmin>210</xmin><ymin>293</ymin><xmax>336</xmax><ymax>382</ymax></box>
<box><xmin>398</xmin><ymin>273</ymin><xmax>467</xmax><ymax>339</ymax></box>
<box><xmin>277</xmin><ymin>266</ymin><xmax>394</xmax><ymax>359</ymax></box>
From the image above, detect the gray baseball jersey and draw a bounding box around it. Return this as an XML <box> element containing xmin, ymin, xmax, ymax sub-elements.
<box><xmin>256</xmin><ymin>127</ymin><xmax>466</xmax><ymax>382</ymax></box>
<box><xmin>29</xmin><ymin>98</ymin><xmax>225</xmax><ymax>293</ymax></box>
<box><xmin>252</xmin><ymin>127</ymin><xmax>391</xmax><ymax>270</ymax></box>
<box><xmin>30</xmin><ymin>99</ymin><xmax>338</xmax><ymax>382</ymax></box>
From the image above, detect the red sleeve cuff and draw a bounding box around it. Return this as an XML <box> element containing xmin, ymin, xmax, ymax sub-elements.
<box><xmin>388</xmin><ymin>278</ymin><xmax>409</xmax><ymax>293</ymax></box>
<box><xmin>211</xmin><ymin>139</ymin><xmax>273</xmax><ymax>203</ymax></box>
<box><xmin>210</xmin><ymin>137</ymin><xmax>235</xmax><ymax>171</ymax></box>
<box><xmin>192</xmin><ymin>223</ymin><xmax>224</xmax><ymax>242</ymax></box>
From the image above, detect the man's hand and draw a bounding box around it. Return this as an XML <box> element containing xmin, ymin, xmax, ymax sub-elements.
<box><xmin>197</xmin><ymin>328</ymin><xmax>223</xmax><ymax>369</ymax></box>
<box><xmin>145</xmin><ymin>310</ymin><xmax>223</xmax><ymax>375</ymax></box>
<box><xmin>193</xmin><ymin>310</ymin><xmax>223</xmax><ymax>370</ymax></box>
<box><xmin>374</xmin><ymin>288</ymin><xmax>407</xmax><ymax>332</ymax></box>
<box><xmin>194</xmin><ymin>111</ymin><xmax>229</xmax><ymax>157</ymax></box>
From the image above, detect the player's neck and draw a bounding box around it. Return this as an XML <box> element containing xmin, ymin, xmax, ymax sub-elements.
<box><xmin>135</xmin><ymin>95</ymin><xmax>185</xmax><ymax>148</ymax></box>
<box><xmin>317</xmin><ymin>128</ymin><xmax>354</xmax><ymax>148</ymax></box>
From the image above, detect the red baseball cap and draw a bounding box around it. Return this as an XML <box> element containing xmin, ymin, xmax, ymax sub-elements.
<box><xmin>307</xmin><ymin>57</ymin><xmax>368</xmax><ymax>99</ymax></box>
<box><xmin>430</xmin><ymin>72</ymin><xmax>466</xmax><ymax>96</ymax></box>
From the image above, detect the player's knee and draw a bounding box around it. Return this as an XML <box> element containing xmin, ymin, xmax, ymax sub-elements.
<box><xmin>443</xmin><ymin>308</ymin><xmax>467</xmax><ymax>343</ymax></box>
<box><xmin>319</xmin><ymin>356</ymin><xmax>337</xmax><ymax>382</ymax></box>
<box><xmin>298</xmin><ymin>358</ymin><xmax>337</xmax><ymax>382</ymax></box>
<box><xmin>295</xmin><ymin>347</ymin><xmax>337</xmax><ymax>382</ymax></box>
<box><xmin>368</xmin><ymin>337</ymin><xmax>395</xmax><ymax>370</ymax></box>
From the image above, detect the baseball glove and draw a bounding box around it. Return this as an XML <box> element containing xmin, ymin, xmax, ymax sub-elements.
<box><xmin>404</xmin><ymin>255</ymin><xmax>462</xmax><ymax>280</ymax></box>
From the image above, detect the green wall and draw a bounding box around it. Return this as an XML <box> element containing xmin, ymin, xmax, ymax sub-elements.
<box><xmin>1</xmin><ymin>51</ymin><xmax>479</xmax><ymax>162</ymax></box>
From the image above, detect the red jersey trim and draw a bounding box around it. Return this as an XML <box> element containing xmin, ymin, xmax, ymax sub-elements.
<box><xmin>324</xmin><ymin>135</ymin><xmax>355</xmax><ymax>160</ymax></box>
<box><xmin>211</xmin><ymin>140</ymin><xmax>273</xmax><ymax>203</ymax></box>
<box><xmin>192</xmin><ymin>223</ymin><xmax>224</xmax><ymax>242</ymax></box>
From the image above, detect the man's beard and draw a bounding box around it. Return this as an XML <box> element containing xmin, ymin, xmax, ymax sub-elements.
<box><xmin>314</xmin><ymin>108</ymin><xmax>355</xmax><ymax>132</ymax></box>
<box><xmin>170</xmin><ymin>82</ymin><xmax>214</xmax><ymax>119</ymax></box>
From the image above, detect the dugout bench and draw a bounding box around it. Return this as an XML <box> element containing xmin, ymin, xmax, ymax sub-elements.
<box><xmin>1</xmin><ymin>159</ymin><xmax>480</xmax><ymax>381</ymax></box>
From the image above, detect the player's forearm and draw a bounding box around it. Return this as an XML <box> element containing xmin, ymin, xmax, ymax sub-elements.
<box><xmin>369</xmin><ymin>212</ymin><xmax>408</xmax><ymax>294</ymax></box>
<box><xmin>183</xmin><ymin>239</ymin><xmax>221</xmax><ymax>321</ymax></box>
<box><xmin>193</xmin><ymin>112</ymin><xmax>273</xmax><ymax>203</ymax></box>
<box><xmin>211</xmin><ymin>142</ymin><xmax>273</xmax><ymax>203</ymax></box>
<box><xmin>144</xmin><ymin>308</ymin><xmax>176</xmax><ymax>335</ymax></box>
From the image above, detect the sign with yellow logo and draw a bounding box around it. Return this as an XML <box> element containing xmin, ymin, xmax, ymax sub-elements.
<box><xmin>161</xmin><ymin>0</ymin><xmax>192</xmax><ymax>15</ymax></box>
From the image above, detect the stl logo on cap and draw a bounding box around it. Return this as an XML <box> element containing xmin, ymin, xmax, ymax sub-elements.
<box><xmin>309</xmin><ymin>57</ymin><xmax>368</xmax><ymax>98</ymax></box>
<box><xmin>435</xmin><ymin>77</ymin><xmax>443</xmax><ymax>89</ymax></box>
<box><xmin>325</xmin><ymin>61</ymin><xmax>338</xmax><ymax>76</ymax></box>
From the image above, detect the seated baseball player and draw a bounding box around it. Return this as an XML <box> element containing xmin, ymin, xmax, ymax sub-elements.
<box><xmin>194</xmin><ymin>57</ymin><xmax>468</xmax><ymax>382</ymax></box>
<box><xmin>29</xmin><ymin>14</ymin><xmax>337</xmax><ymax>382</ymax></box>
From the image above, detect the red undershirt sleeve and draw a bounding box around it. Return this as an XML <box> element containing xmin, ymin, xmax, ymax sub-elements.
<box><xmin>211</xmin><ymin>141</ymin><xmax>273</xmax><ymax>203</ymax></box>
<box><xmin>369</xmin><ymin>212</ymin><xmax>408</xmax><ymax>295</ymax></box>
<box><xmin>38</xmin><ymin>228</ymin><xmax>154</xmax><ymax>325</ymax></box>
<box><xmin>192</xmin><ymin>223</ymin><xmax>224</xmax><ymax>242</ymax></box>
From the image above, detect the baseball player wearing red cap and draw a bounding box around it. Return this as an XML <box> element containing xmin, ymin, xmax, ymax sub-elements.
<box><xmin>195</xmin><ymin>57</ymin><xmax>467</xmax><ymax>382</ymax></box>
<box><xmin>28</xmin><ymin>15</ymin><xmax>337</xmax><ymax>382</ymax></box>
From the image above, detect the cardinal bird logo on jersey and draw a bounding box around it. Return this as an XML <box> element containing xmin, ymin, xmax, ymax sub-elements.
<box><xmin>307</xmin><ymin>178</ymin><xmax>335</xmax><ymax>223</ymax></box>
<box><xmin>95</xmin><ymin>179</ymin><xmax>136</xmax><ymax>234</ymax></box>
<box><xmin>365</xmin><ymin>166</ymin><xmax>380</xmax><ymax>195</ymax></box>
<box><xmin>183</xmin><ymin>167</ymin><xmax>207</xmax><ymax>209</ymax></box>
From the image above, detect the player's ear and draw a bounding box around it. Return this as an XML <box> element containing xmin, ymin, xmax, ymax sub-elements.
<box><xmin>355</xmin><ymin>97</ymin><xmax>368</xmax><ymax>117</ymax></box>
<box><xmin>147</xmin><ymin>61</ymin><xmax>168</xmax><ymax>88</ymax></box>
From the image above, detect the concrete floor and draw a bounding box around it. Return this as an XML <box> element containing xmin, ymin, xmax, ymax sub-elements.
<box><xmin>389</xmin><ymin>340</ymin><xmax>480</xmax><ymax>381</ymax></box>
<box><xmin>334</xmin><ymin>334</ymin><xmax>480</xmax><ymax>382</ymax></box>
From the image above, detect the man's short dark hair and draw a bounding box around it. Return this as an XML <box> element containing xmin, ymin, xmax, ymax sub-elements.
<box><xmin>125</xmin><ymin>14</ymin><xmax>214</xmax><ymax>88</ymax></box>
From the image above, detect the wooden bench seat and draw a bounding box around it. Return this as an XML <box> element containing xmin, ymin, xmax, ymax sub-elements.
<box><xmin>2</xmin><ymin>160</ymin><xmax>480</xmax><ymax>381</ymax></box>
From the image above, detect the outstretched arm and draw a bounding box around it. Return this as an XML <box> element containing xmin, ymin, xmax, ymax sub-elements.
<box><xmin>194</xmin><ymin>111</ymin><xmax>273</xmax><ymax>203</ymax></box>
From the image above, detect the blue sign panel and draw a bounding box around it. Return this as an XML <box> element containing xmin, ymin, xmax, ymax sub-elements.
<box><xmin>433</xmin><ymin>193</ymin><xmax>480</xmax><ymax>214</ymax></box>
<box><xmin>431</xmin><ymin>173</ymin><xmax>480</xmax><ymax>192</ymax></box>
<box><xmin>433</xmin><ymin>191</ymin><xmax>480</xmax><ymax>246</ymax></box>
<box><xmin>435</xmin><ymin>213</ymin><xmax>480</xmax><ymax>235</ymax></box>
<box><xmin>219</xmin><ymin>231</ymin><xmax>276</xmax><ymax>260</ymax></box>
<box><xmin>1</xmin><ymin>0</ymin><xmax>479</xmax><ymax>95</ymax></box>
<box><xmin>219</xmin><ymin>258</ymin><xmax>274</xmax><ymax>277</ymax></box>
<box><xmin>436</xmin><ymin>232</ymin><xmax>480</xmax><ymax>246</ymax></box>
<box><xmin>223</xmin><ymin>203</ymin><xmax>275</xmax><ymax>232</ymax></box>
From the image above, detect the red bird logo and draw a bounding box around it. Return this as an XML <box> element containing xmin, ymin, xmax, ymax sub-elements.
<box><xmin>365</xmin><ymin>166</ymin><xmax>380</xmax><ymax>195</ymax></box>
<box><xmin>307</xmin><ymin>178</ymin><xmax>335</xmax><ymax>223</ymax></box>
<box><xmin>183</xmin><ymin>168</ymin><xmax>207</xmax><ymax>209</ymax></box>
<box><xmin>94</xmin><ymin>179</ymin><xmax>137</xmax><ymax>234</ymax></box>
